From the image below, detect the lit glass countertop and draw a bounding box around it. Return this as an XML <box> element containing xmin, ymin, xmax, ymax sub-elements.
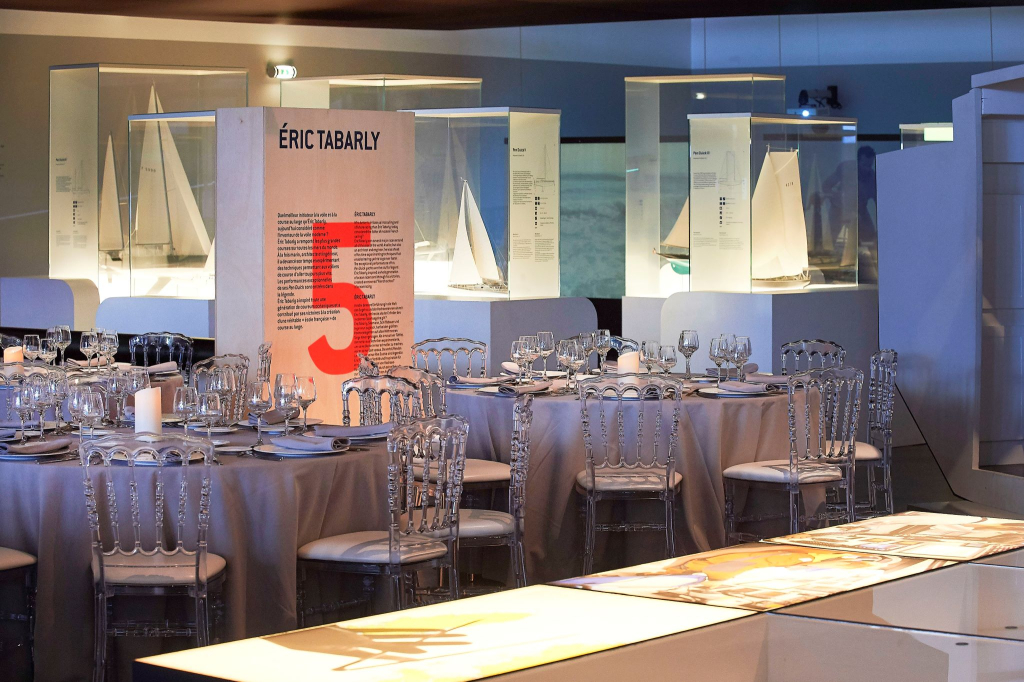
<box><xmin>779</xmin><ymin>562</ymin><xmax>1024</xmax><ymax>642</ymax></box>
<box><xmin>767</xmin><ymin>511</ymin><xmax>1024</xmax><ymax>560</ymax></box>
<box><xmin>136</xmin><ymin>585</ymin><xmax>749</xmax><ymax>682</ymax></box>
<box><xmin>553</xmin><ymin>542</ymin><xmax>952</xmax><ymax>611</ymax></box>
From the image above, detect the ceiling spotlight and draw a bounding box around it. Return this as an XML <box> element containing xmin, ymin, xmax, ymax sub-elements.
<box><xmin>268</xmin><ymin>62</ymin><xmax>297</xmax><ymax>79</ymax></box>
<box><xmin>694</xmin><ymin>92</ymin><xmax>707</xmax><ymax>100</ymax></box>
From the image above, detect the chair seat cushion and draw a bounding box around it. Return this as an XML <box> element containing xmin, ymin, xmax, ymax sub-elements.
<box><xmin>855</xmin><ymin>441</ymin><xmax>882</xmax><ymax>461</ymax></box>
<box><xmin>575</xmin><ymin>469</ymin><xmax>683</xmax><ymax>492</ymax></box>
<box><xmin>0</xmin><ymin>547</ymin><xmax>36</xmax><ymax>572</ymax></box>
<box><xmin>723</xmin><ymin>460</ymin><xmax>842</xmax><ymax>484</ymax></box>
<box><xmin>93</xmin><ymin>551</ymin><xmax>226</xmax><ymax>586</ymax></box>
<box><xmin>415</xmin><ymin>459</ymin><xmax>511</xmax><ymax>484</ymax></box>
<box><xmin>458</xmin><ymin>508</ymin><xmax>515</xmax><ymax>538</ymax></box>
<box><xmin>298</xmin><ymin>530</ymin><xmax>448</xmax><ymax>565</ymax></box>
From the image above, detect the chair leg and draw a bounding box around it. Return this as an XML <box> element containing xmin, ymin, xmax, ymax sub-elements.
<box><xmin>789</xmin><ymin>488</ymin><xmax>801</xmax><ymax>534</ymax></box>
<box><xmin>724</xmin><ymin>479</ymin><xmax>737</xmax><ymax>545</ymax></box>
<box><xmin>296</xmin><ymin>563</ymin><xmax>307</xmax><ymax>629</ymax></box>
<box><xmin>93</xmin><ymin>590</ymin><xmax>108</xmax><ymax>682</ymax></box>
<box><xmin>513</xmin><ymin>537</ymin><xmax>527</xmax><ymax>588</ymax></box>
<box><xmin>195</xmin><ymin>594</ymin><xmax>210</xmax><ymax>648</ymax></box>
<box><xmin>448</xmin><ymin>541</ymin><xmax>460</xmax><ymax>602</ymax></box>
<box><xmin>865</xmin><ymin>465</ymin><xmax>878</xmax><ymax>514</ymax></box>
<box><xmin>883</xmin><ymin>457</ymin><xmax>894</xmax><ymax>515</ymax></box>
<box><xmin>389</xmin><ymin>573</ymin><xmax>402</xmax><ymax>611</ymax></box>
<box><xmin>664</xmin><ymin>494</ymin><xmax>676</xmax><ymax>559</ymax></box>
<box><xmin>583</xmin><ymin>496</ymin><xmax>596</xmax><ymax>575</ymax></box>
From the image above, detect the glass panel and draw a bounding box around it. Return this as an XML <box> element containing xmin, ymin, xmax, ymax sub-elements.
<box><xmin>280</xmin><ymin>75</ymin><xmax>482</xmax><ymax>111</ymax></box>
<box><xmin>901</xmin><ymin>122</ymin><xmax>954</xmax><ymax>149</ymax></box>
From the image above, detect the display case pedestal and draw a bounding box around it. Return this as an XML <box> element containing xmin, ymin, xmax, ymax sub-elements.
<box><xmin>414</xmin><ymin>297</ymin><xmax>597</xmax><ymax>376</ymax></box>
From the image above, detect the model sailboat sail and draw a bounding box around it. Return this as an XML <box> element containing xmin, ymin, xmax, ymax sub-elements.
<box><xmin>751</xmin><ymin>150</ymin><xmax>809</xmax><ymax>283</ymax></box>
<box><xmin>657</xmin><ymin>197</ymin><xmax>690</xmax><ymax>259</ymax></box>
<box><xmin>449</xmin><ymin>182</ymin><xmax>505</xmax><ymax>289</ymax></box>
<box><xmin>98</xmin><ymin>134</ymin><xmax>124</xmax><ymax>252</ymax></box>
<box><xmin>132</xmin><ymin>86</ymin><xmax>212</xmax><ymax>258</ymax></box>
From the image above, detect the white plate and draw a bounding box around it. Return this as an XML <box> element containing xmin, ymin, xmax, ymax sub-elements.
<box><xmin>696</xmin><ymin>387</ymin><xmax>776</xmax><ymax>398</ymax></box>
<box><xmin>216</xmin><ymin>445</ymin><xmax>252</xmax><ymax>455</ymax></box>
<box><xmin>477</xmin><ymin>385</ymin><xmax>551</xmax><ymax>396</ymax></box>
<box><xmin>186</xmin><ymin>425</ymin><xmax>238</xmax><ymax>434</ymax></box>
<box><xmin>252</xmin><ymin>444</ymin><xmax>348</xmax><ymax>457</ymax></box>
<box><xmin>0</xmin><ymin>445</ymin><xmax>75</xmax><ymax>461</ymax></box>
<box><xmin>71</xmin><ymin>427</ymin><xmax>117</xmax><ymax>436</ymax></box>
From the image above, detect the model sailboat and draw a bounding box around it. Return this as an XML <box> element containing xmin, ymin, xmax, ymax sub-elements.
<box><xmin>751</xmin><ymin>149</ymin><xmax>809</xmax><ymax>287</ymax></box>
<box><xmin>132</xmin><ymin>86</ymin><xmax>212</xmax><ymax>260</ymax></box>
<box><xmin>656</xmin><ymin>197</ymin><xmax>689</xmax><ymax>260</ymax></box>
<box><xmin>448</xmin><ymin>181</ymin><xmax>506</xmax><ymax>291</ymax></box>
<box><xmin>98</xmin><ymin>133</ymin><xmax>124</xmax><ymax>253</ymax></box>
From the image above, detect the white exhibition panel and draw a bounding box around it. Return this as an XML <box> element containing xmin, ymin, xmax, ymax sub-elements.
<box><xmin>0</xmin><ymin>277</ymin><xmax>98</xmax><ymax>330</ymax></box>
<box><xmin>414</xmin><ymin>297</ymin><xmax>598</xmax><ymax>376</ymax></box>
<box><xmin>621</xmin><ymin>296</ymin><xmax>668</xmax><ymax>347</ymax></box>
<box><xmin>96</xmin><ymin>297</ymin><xmax>214</xmax><ymax>338</ymax></box>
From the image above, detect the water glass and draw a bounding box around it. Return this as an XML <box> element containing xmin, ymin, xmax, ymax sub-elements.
<box><xmin>519</xmin><ymin>336</ymin><xmax>539</xmax><ymax>379</ymax></box>
<box><xmin>27</xmin><ymin>376</ymin><xmax>51</xmax><ymax>442</ymax></box>
<box><xmin>295</xmin><ymin>376</ymin><xmax>317</xmax><ymax>431</ymax></box>
<box><xmin>247</xmin><ymin>380</ymin><xmax>272</xmax><ymax>446</ymax></box>
<box><xmin>39</xmin><ymin>338</ymin><xmax>58</xmax><ymax>366</ymax></box>
<box><xmin>197</xmin><ymin>392</ymin><xmax>222</xmax><ymax>441</ymax></box>
<box><xmin>23</xmin><ymin>335</ymin><xmax>40</xmax><ymax>363</ymax></box>
<box><xmin>80</xmin><ymin>392</ymin><xmax>106</xmax><ymax>441</ymax></box>
<box><xmin>173</xmin><ymin>386</ymin><xmax>198</xmax><ymax>427</ymax></box>
<box><xmin>658</xmin><ymin>346</ymin><xmax>678</xmax><ymax>374</ymax></box>
<box><xmin>11</xmin><ymin>386</ymin><xmax>35</xmax><ymax>444</ymax></box>
<box><xmin>710</xmin><ymin>336</ymin><xmax>727</xmax><ymax>387</ymax></box>
<box><xmin>68</xmin><ymin>386</ymin><xmax>91</xmax><ymax>433</ymax></box>
<box><xmin>79</xmin><ymin>332</ymin><xmax>98</xmax><ymax>367</ymax></box>
<box><xmin>107</xmin><ymin>370</ymin><xmax>130</xmax><ymax>427</ymax></box>
<box><xmin>578</xmin><ymin>332</ymin><xmax>596</xmax><ymax>374</ymax></box>
<box><xmin>641</xmin><ymin>340</ymin><xmax>661</xmax><ymax>374</ymax></box>
<box><xmin>510</xmin><ymin>340</ymin><xmax>527</xmax><ymax>384</ymax></box>
<box><xmin>678</xmin><ymin>330</ymin><xmax>699</xmax><ymax>380</ymax></box>
<box><xmin>274</xmin><ymin>374</ymin><xmax>297</xmax><ymax>433</ymax></box>
<box><xmin>101</xmin><ymin>331</ymin><xmax>119</xmax><ymax>365</ymax></box>
<box><xmin>595</xmin><ymin>329</ymin><xmax>612</xmax><ymax>375</ymax></box>
<box><xmin>537</xmin><ymin>331</ymin><xmax>555</xmax><ymax>378</ymax></box>
<box><xmin>52</xmin><ymin>325</ymin><xmax>72</xmax><ymax>366</ymax></box>
<box><xmin>735</xmin><ymin>336</ymin><xmax>752</xmax><ymax>381</ymax></box>
<box><xmin>210</xmin><ymin>369</ymin><xmax>237</xmax><ymax>426</ymax></box>
<box><xmin>46</xmin><ymin>372</ymin><xmax>68</xmax><ymax>434</ymax></box>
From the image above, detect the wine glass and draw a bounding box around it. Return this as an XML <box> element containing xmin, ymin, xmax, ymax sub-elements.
<box><xmin>210</xmin><ymin>369</ymin><xmax>236</xmax><ymax>426</ymax></box>
<box><xmin>658</xmin><ymin>346</ymin><xmax>678</xmax><ymax>375</ymax></box>
<box><xmin>48</xmin><ymin>372</ymin><xmax>69</xmax><ymax>434</ymax></box>
<box><xmin>27</xmin><ymin>375</ymin><xmax>50</xmax><ymax>442</ymax></box>
<box><xmin>595</xmin><ymin>329</ymin><xmax>612</xmax><ymax>375</ymax></box>
<box><xmin>80</xmin><ymin>392</ymin><xmax>106</xmax><ymax>441</ymax></box>
<box><xmin>101</xmin><ymin>331</ymin><xmax>119</xmax><ymax>366</ymax></box>
<box><xmin>537</xmin><ymin>332</ymin><xmax>555</xmax><ymax>379</ymax></box>
<box><xmin>11</xmin><ymin>386</ymin><xmax>35</xmax><ymax>444</ymax></box>
<box><xmin>641</xmin><ymin>340</ymin><xmax>661</xmax><ymax>374</ymax></box>
<box><xmin>557</xmin><ymin>339</ymin><xmax>585</xmax><ymax>392</ymax></box>
<box><xmin>710</xmin><ymin>336</ymin><xmax>726</xmax><ymax>388</ymax></box>
<box><xmin>520</xmin><ymin>336</ymin><xmax>539</xmax><ymax>380</ymax></box>
<box><xmin>678</xmin><ymin>330</ymin><xmax>699</xmax><ymax>380</ymax></box>
<box><xmin>107</xmin><ymin>370</ymin><xmax>130</xmax><ymax>428</ymax></box>
<box><xmin>274</xmin><ymin>374</ymin><xmax>297</xmax><ymax>433</ymax></box>
<box><xmin>723</xmin><ymin>334</ymin><xmax>737</xmax><ymax>379</ymax></box>
<box><xmin>510</xmin><ymin>340</ymin><xmax>526</xmax><ymax>384</ymax></box>
<box><xmin>79</xmin><ymin>332</ymin><xmax>98</xmax><ymax>367</ymax></box>
<box><xmin>39</xmin><ymin>338</ymin><xmax>58</xmax><ymax>366</ymax></box>
<box><xmin>68</xmin><ymin>386</ymin><xmax>91</xmax><ymax>435</ymax></box>
<box><xmin>295</xmin><ymin>376</ymin><xmax>317</xmax><ymax>431</ymax></box>
<box><xmin>197</xmin><ymin>392</ymin><xmax>222</xmax><ymax>441</ymax></box>
<box><xmin>173</xmin><ymin>386</ymin><xmax>198</xmax><ymax>428</ymax></box>
<box><xmin>53</xmin><ymin>325</ymin><xmax>72</xmax><ymax>366</ymax></box>
<box><xmin>23</xmin><ymin>335</ymin><xmax>40</xmax><ymax>363</ymax></box>
<box><xmin>578</xmin><ymin>332</ymin><xmax>596</xmax><ymax>374</ymax></box>
<box><xmin>247</xmin><ymin>380</ymin><xmax>272</xmax><ymax>447</ymax></box>
<box><xmin>735</xmin><ymin>336</ymin><xmax>752</xmax><ymax>381</ymax></box>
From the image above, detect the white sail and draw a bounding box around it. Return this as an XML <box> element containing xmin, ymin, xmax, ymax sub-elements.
<box><xmin>751</xmin><ymin>150</ymin><xmax>809</xmax><ymax>280</ymax></box>
<box><xmin>438</xmin><ymin>135</ymin><xmax>458</xmax><ymax>254</ymax></box>
<box><xmin>662</xmin><ymin>197</ymin><xmax>689</xmax><ymax>250</ymax></box>
<box><xmin>464</xmin><ymin>183</ymin><xmax>503</xmax><ymax>284</ymax></box>
<box><xmin>98</xmin><ymin>133</ymin><xmax>124</xmax><ymax>251</ymax></box>
<box><xmin>448</xmin><ymin>184</ymin><xmax>483</xmax><ymax>287</ymax></box>
<box><xmin>133</xmin><ymin>87</ymin><xmax>172</xmax><ymax>246</ymax></box>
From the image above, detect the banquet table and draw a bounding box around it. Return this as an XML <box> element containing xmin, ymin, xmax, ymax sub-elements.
<box><xmin>446</xmin><ymin>381</ymin><xmax>792</xmax><ymax>582</ymax></box>
<box><xmin>0</xmin><ymin>426</ymin><xmax>390</xmax><ymax>682</ymax></box>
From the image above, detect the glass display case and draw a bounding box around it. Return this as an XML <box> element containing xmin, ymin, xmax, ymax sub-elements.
<box><xmin>687</xmin><ymin>113</ymin><xmax>859</xmax><ymax>293</ymax></box>
<box><xmin>407</xmin><ymin>107</ymin><xmax>560</xmax><ymax>299</ymax></box>
<box><xmin>900</xmin><ymin>122</ymin><xmax>954</xmax><ymax>148</ymax></box>
<box><xmin>48</xmin><ymin>64</ymin><xmax>247</xmax><ymax>300</ymax></box>
<box><xmin>127</xmin><ymin>111</ymin><xmax>216</xmax><ymax>299</ymax></box>
<box><xmin>625</xmin><ymin>74</ymin><xmax>786</xmax><ymax>297</ymax></box>
<box><xmin>280</xmin><ymin>74</ymin><xmax>481</xmax><ymax>111</ymax></box>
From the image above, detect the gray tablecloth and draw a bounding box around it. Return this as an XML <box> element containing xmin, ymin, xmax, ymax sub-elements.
<box><xmin>446</xmin><ymin>387</ymin><xmax>791</xmax><ymax>582</ymax></box>
<box><xmin>0</xmin><ymin>427</ymin><xmax>389</xmax><ymax>682</ymax></box>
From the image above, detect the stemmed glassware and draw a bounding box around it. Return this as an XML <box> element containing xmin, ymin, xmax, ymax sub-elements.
<box><xmin>51</xmin><ymin>326</ymin><xmax>72</xmax><ymax>366</ymax></box>
<box><xmin>68</xmin><ymin>386</ymin><xmax>91</xmax><ymax>435</ymax></box>
<box><xmin>39</xmin><ymin>338</ymin><xmax>58</xmax><ymax>366</ymax></box>
<box><xmin>209</xmin><ymin>369</ymin><xmax>236</xmax><ymax>426</ymax></box>
<box><xmin>641</xmin><ymin>340</ymin><xmax>661</xmax><ymax>374</ymax></box>
<box><xmin>247</xmin><ymin>380</ymin><xmax>272</xmax><ymax>447</ymax></box>
<box><xmin>100</xmin><ymin>331</ymin><xmax>119</xmax><ymax>366</ymax></box>
<box><xmin>80</xmin><ymin>392</ymin><xmax>106</xmax><ymax>441</ymax></box>
<box><xmin>510</xmin><ymin>341</ymin><xmax>527</xmax><ymax>385</ymax></box>
<box><xmin>709</xmin><ymin>336</ymin><xmax>726</xmax><ymax>388</ymax></box>
<box><xmin>678</xmin><ymin>330</ymin><xmax>699</xmax><ymax>380</ymax></box>
<box><xmin>734</xmin><ymin>336</ymin><xmax>752</xmax><ymax>381</ymax></box>
<box><xmin>12</xmin><ymin>386</ymin><xmax>35</xmax><ymax>444</ymax></box>
<box><xmin>29</xmin><ymin>376</ymin><xmax>55</xmax><ymax>441</ymax></box>
<box><xmin>557</xmin><ymin>339</ymin><xmax>586</xmax><ymax>392</ymax></box>
<box><xmin>23</xmin><ymin>335</ymin><xmax>40</xmax><ymax>363</ymax></box>
<box><xmin>127</xmin><ymin>367</ymin><xmax>151</xmax><ymax>423</ymax></box>
<box><xmin>595</xmin><ymin>329</ymin><xmax>612</xmax><ymax>375</ymax></box>
<box><xmin>107</xmin><ymin>370</ymin><xmax>130</xmax><ymax>427</ymax></box>
<box><xmin>197</xmin><ymin>392</ymin><xmax>222</xmax><ymax>441</ymax></box>
<box><xmin>49</xmin><ymin>372</ymin><xmax>69</xmax><ymax>434</ymax></box>
<box><xmin>722</xmin><ymin>334</ymin><xmax>737</xmax><ymax>379</ymax></box>
<box><xmin>520</xmin><ymin>336</ymin><xmax>540</xmax><ymax>380</ymax></box>
<box><xmin>79</xmin><ymin>331</ymin><xmax>98</xmax><ymax>368</ymax></box>
<box><xmin>537</xmin><ymin>332</ymin><xmax>555</xmax><ymax>379</ymax></box>
<box><xmin>173</xmin><ymin>386</ymin><xmax>198</xmax><ymax>428</ymax></box>
<box><xmin>274</xmin><ymin>373</ymin><xmax>298</xmax><ymax>433</ymax></box>
<box><xmin>578</xmin><ymin>332</ymin><xmax>596</xmax><ymax>375</ymax></box>
<box><xmin>658</xmin><ymin>346</ymin><xmax>678</xmax><ymax>374</ymax></box>
<box><xmin>295</xmin><ymin>376</ymin><xmax>317</xmax><ymax>431</ymax></box>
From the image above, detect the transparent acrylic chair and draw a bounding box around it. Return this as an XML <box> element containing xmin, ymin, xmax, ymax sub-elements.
<box><xmin>723</xmin><ymin>367</ymin><xmax>863</xmax><ymax>544</ymax></box>
<box><xmin>854</xmin><ymin>350</ymin><xmax>898</xmax><ymax>518</ymax></box>
<box><xmin>79</xmin><ymin>433</ymin><xmax>225</xmax><ymax>682</ymax></box>
<box><xmin>128</xmin><ymin>332</ymin><xmax>194</xmax><ymax>381</ymax></box>
<box><xmin>341</xmin><ymin>375</ymin><xmax>420</xmax><ymax>426</ymax></box>
<box><xmin>576</xmin><ymin>374</ymin><xmax>685</xmax><ymax>575</ymax></box>
<box><xmin>190</xmin><ymin>354</ymin><xmax>250</xmax><ymax>424</ymax></box>
<box><xmin>387</xmin><ymin>365</ymin><xmax>444</xmax><ymax>418</ymax></box>
<box><xmin>411</xmin><ymin>337</ymin><xmax>488</xmax><ymax>381</ymax></box>
<box><xmin>255</xmin><ymin>342</ymin><xmax>272</xmax><ymax>383</ymax></box>
<box><xmin>297</xmin><ymin>415</ymin><xmax>468</xmax><ymax>622</ymax></box>
<box><xmin>0</xmin><ymin>545</ymin><xmax>35</xmax><ymax>678</ymax></box>
<box><xmin>780</xmin><ymin>339</ymin><xmax>846</xmax><ymax>374</ymax></box>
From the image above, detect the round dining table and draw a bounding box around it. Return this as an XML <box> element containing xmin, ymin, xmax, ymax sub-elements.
<box><xmin>445</xmin><ymin>378</ymin><xmax>792</xmax><ymax>583</ymax></box>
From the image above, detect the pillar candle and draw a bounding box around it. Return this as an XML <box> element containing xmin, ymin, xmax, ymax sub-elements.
<box><xmin>3</xmin><ymin>346</ymin><xmax>24</xmax><ymax>363</ymax></box>
<box><xmin>617</xmin><ymin>351</ymin><xmax>641</xmax><ymax>374</ymax></box>
<box><xmin>134</xmin><ymin>387</ymin><xmax>162</xmax><ymax>435</ymax></box>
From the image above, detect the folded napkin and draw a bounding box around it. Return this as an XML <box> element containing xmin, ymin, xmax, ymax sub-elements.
<box><xmin>0</xmin><ymin>429</ymin><xmax>16</xmax><ymax>440</ymax></box>
<box><xmin>501</xmin><ymin>362</ymin><xmax>520</xmax><ymax>375</ymax></box>
<box><xmin>0</xmin><ymin>419</ymin><xmax>38</xmax><ymax>430</ymax></box>
<box><xmin>0</xmin><ymin>437</ymin><xmax>72</xmax><ymax>455</ymax></box>
<box><xmin>69</xmin><ymin>357</ymin><xmax>111</xmax><ymax>367</ymax></box>
<box><xmin>718</xmin><ymin>381</ymin><xmax>774</xmax><ymax>393</ymax></box>
<box><xmin>250</xmin><ymin>409</ymin><xmax>288</xmax><ymax>425</ymax></box>
<box><xmin>1</xmin><ymin>366</ymin><xmax>47</xmax><ymax>379</ymax></box>
<box><xmin>316</xmin><ymin>423</ymin><xmax>393</xmax><ymax>439</ymax></box>
<box><xmin>270</xmin><ymin>435</ymin><xmax>346</xmax><ymax>452</ymax></box>
<box><xmin>141</xmin><ymin>362</ymin><xmax>178</xmax><ymax>374</ymax></box>
<box><xmin>447</xmin><ymin>375</ymin><xmax>510</xmax><ymax>386</ymax></box>
<box><xmin>498</xmin><ymin>381</ymin><xmax>552</xmax><ymax>396</ymax></box>
<box><xmin>747</xmin><ymin>373</ymin><xmax>791</xmax><ymax>386</ymax></box>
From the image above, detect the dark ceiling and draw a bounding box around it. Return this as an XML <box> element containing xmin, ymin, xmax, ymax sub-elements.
<box><xmin>3</xmin><ymin>0</ymin><xmax>1022</xmax><ymax>30</ymax></box>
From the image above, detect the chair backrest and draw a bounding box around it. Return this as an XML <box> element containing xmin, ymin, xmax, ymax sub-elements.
<box><xmin>609</xmin><ymin>336</ymin><xmax>640</xmax><ymax>354</ymax></box>
<box><xmin>786</xmin><ymin>368</ymin><xmax>864</xmax><ymax>474</ymax></box>
<box><xmin>411</xmin><ymin>337</ymin><xmax>487</xmax><ymax>379</ymax></box>
<box><xmin>191</xmin><ymin>354</ymin><xmax>250</xmax><ymax>422</ymax></box>
<box><xmin>577</xmin><ymin>374</ymin><xmax>683</xmax><ymax>489</ymax></box>
<box><xmin>341</xmin><ymin>375</ymin><xmax>420</xmax><ymax>426</ymax></box>
<box><xmin>256</xmin><ymin>342</ymin><xmax>273</xmax><ymax>383</ymax></box>
<box><xmin>357</xmin><ymin>353</ymin><xmax>380</xmax><ymax>377</ymax></box>
<box><xmin>780</xmin><ymin>339</ymin><xmax>846</xmax><ymax>375</ymax></box>
<box><xmin>509</xmin><ymin>395</ymin><xmax>535</xmax><ymax>524</ymax></box>
<box><xmin>867</xmin><ymin>350</ymin><xmax>897</xmax><ymax>437</ymax></box>
<box><xmin>387</xmin><ymin>415</ymin><xmax>468</xmax><ymax>561</ymax></box>
<box><xmin>79</xmin><ymin>434</ymin><xmax>216</xmax><ymax>591</ymax></box>
<box><xmin>129</xmin><ymin>332</ymin><xmax>195</xmax><ymax>380</ymax></box>
<box><xmin>387</xmin><ymin>365</ymin><xmax>445</xmax><ymax>417</ymax></box>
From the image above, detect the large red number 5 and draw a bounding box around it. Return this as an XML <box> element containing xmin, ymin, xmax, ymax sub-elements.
<box><xmin>307</xmin><ymin>221</ymin><xmax>372</xmax><ymax>374</ymax></box>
